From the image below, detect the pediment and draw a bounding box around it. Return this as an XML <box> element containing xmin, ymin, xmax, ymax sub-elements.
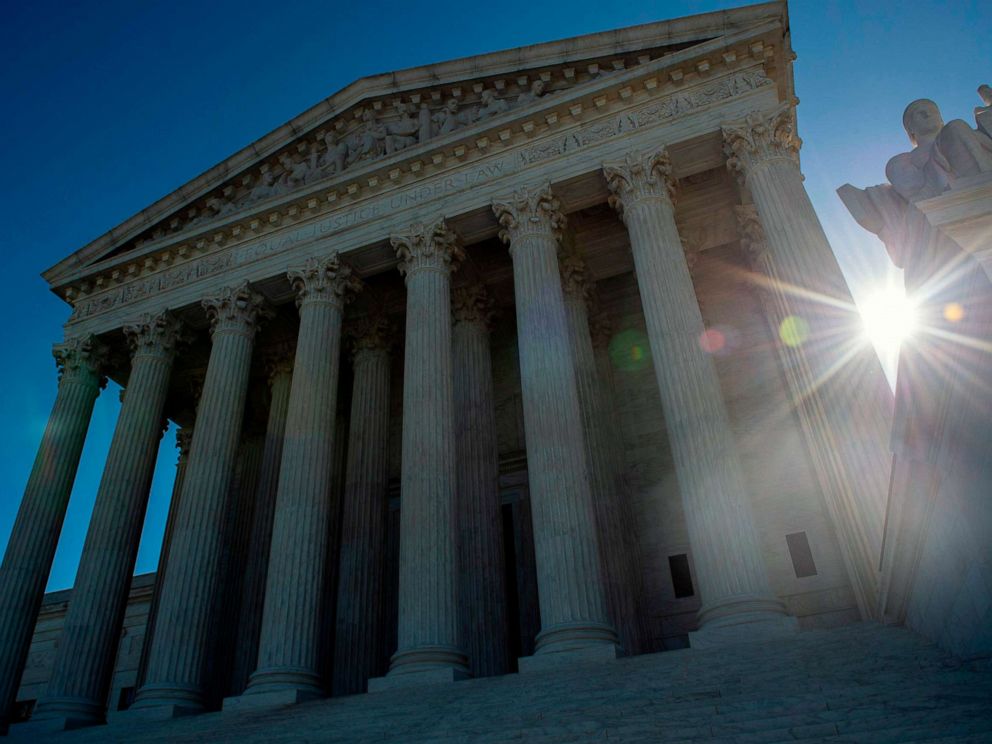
<box><xmin>45</xmin><ymin>1</ymin><xmax>788</xmax><ymax>299</ymax></box>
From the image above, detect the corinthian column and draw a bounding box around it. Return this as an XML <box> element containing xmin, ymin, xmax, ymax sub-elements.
<box><xmin>723</xmin><ymin>105</ymin><xmax>892</xmax><ymax>619</ymax></box>
<box><xmin>333</xmin><ymin>312</ymin><xmax>393</xmax><ymax>696</ymax></box>
<box><xmin>133</xmin><ymin>283</ymin><xmax>270</xmax><ymax>716</ymax></box>
<box><xmin>559</xmin><ymin>248</ymin><xmax>643</xmax><ymax>656</ymax></box>
<box><xmin>137</xmin><ymin>425</ymin><xmax>194</xmax><ymax>692</ymax></box>
<box><xmin>242</xmin><ymin>254</ymin><xmax>360</xmax><ymax>706</ymax></box>
<box><xmin>34</xmin><ymin>313</ymin><xmax>186</xmax><ymax>729</ymax></box>
<box><xmin>0</xmin><ymin>336</ymin><xmax>107</xmax><ymax>728</ymax></box>
<box><xmin>589</xmin><ymin>310</ymin><xmax>646</xmax><ymax>645</ymax></box>
<box><xmin>229</xmin><ymin>351</ymin><xmax>293</xmax><ymax>696</ymax></box>
<box><xmin>371</xmin><ymin>218</ymin><xmax>469</xmax><ymax>688</ymax></box>
<box><xmin>604</xmin><ymin>150</ymin><xmax>792</xmax><ymax>643</ymax></box>
<box><xmin>492</xmin><ymin>185</ymin><xmax>618</xmax><ymax>661</ymax></box>
<box><xmin>451</xmin><ymin>284</ymin><xmax>510</xmax><ymax>678</ymax></box>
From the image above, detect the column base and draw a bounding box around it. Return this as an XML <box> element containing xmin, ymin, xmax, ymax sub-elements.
<box><xmin>690</xmin><ymin>596</ymin><xmax>798</xmax><ymax>649</ymax></box>
<box><xmin>387</xmin><ymin>645</ymin><xmax>470</xmax><ymax>676</ymax></box>
<box><xmin>23</xmin><ymin>696</ymin><xmax>104</xmax><ymax>731</ymax></box>
<box><xmin>126</xmin><ymin>683</ymin><xmax>205</xmax><ymax>720</ymax></box>
<box><xmin>534</xmin><ymin>620</ymin><xmax>619</xmax><ymax>655</ymax></box>
<box><xmin>223</xmin><ymin>687</ymin><xmax>322</xmax><ymax>714</ymax></box>
<box><xmin>518</xmin><ymin>642</ymin><xmax>622</xmax><ymax>674</ymax></box>
<box><xmin>368</xmin><ymin>666</ymin><xmax>469</xmax><ymax>693</ymax></box>
<box><xmin>115</xmin><ymin>703</ymin><xmax>201</xmax><ymax>722</ymax></box>
<box><xmin>368</xmin><ymin>645</ymin><xmax>470</xmax><ymax>692</ymax></box>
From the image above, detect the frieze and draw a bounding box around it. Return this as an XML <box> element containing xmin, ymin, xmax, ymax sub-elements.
<box><xmin>69</xmin><ymin>68</ymin><xmax>773</xmax><ymax>324</ymax></box>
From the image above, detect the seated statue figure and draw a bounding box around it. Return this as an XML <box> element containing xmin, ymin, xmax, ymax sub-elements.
<box><xmin>976</xmin><ymin>83</ymin><xmax>992</xmax><ymax>138</ymax></box>
<box><xmin>385</xmin><ymin>102</ymin><xmax>420</xmax><ymax>154</ymax></box>
<box><xmin>886</xmin><ymin>98</ymin><xmax>992</xmax><ymax>202</ymax></box>
<box><xmin>838</xmin><ymin>96</ymin><xmax>992</xmax><ymax>480</ymax></box>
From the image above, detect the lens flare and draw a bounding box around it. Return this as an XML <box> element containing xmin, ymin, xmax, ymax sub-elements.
<box><xmin>943</xmin><ymin>302</ymin><xmax>965</xmax><ymax>322</ymax></box>
<box><xmin>699</xmin><ymin>328</ymin><xmax>726</xmax><ymax>354</ymax></box>
<box><xmin>779</xmin><ymin>315</ymin><xmax>810</xmax><ymax>347</ymax></box>
<box><xmin>609</xmin><ymin>328</ymin><xmax>650</xmax><ymax>372</ymax></box>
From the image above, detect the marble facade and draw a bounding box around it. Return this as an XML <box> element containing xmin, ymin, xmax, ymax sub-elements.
<box><xmin>1</xmin><ymin>1</ymin><xmax>900</xmax><ymax>733</ymax></box>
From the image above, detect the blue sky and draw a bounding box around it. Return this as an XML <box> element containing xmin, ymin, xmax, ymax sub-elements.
<box><xmin>0</xmin><ymin>0</ymin><xmax>987</xmax><ymax>592</ymax></box>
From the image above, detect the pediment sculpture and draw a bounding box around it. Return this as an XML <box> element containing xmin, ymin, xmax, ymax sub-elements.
<box><xmin>187</xmin><ymin>79</ymin><xmax>554</xmax><ymax>230</ymax></box>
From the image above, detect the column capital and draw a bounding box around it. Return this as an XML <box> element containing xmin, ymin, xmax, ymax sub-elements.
<box><xmin>176</xmin><ymin>426</ymin><xmax>194</xmax><ymax>462</ymax></box>
<box><xmin>589</xmin><ymin>309</ymin><xmax>613</xmax><ymax>351</ymax></box>
<box><xmin>288</xmin><ymin>253</ymin><xmax>362</xmax><ymax>308</ymax></box>
<box><xmin>391</xmin><ymin>217</ymin><xmax>464</xmax><ymax>279</ymax></box>
<box><xmin>679</xmin><ymin>227</ymin><xmax>704</xmax><ymax>277</ymax></box>
<box><xmin>603</xmin><ymin>149</ymin><xmax>676</xmax><ymax>223</ymax></box>
<box><xmin>202</xmin><ymin>282</ymin><xmax>273</xmax><ymax>338</ymax></box>
<box><xmin>559</xmin><ymin>236</ymin><xmax>591</xmax><ymax>304</ymax></box>
<box><xmin>123</xmin><ymin>311</ymin><xmax>189</xmax><ymax>361</ymax></box>
<box><xmin>263</xmin><ymin>343</ymin><xmax>295</xmax><ymax>385</ymax></box>
<box><xmin>493</xmin><ymin>184</ymin><xmax>566</xmax><ymax>248</ymax></box>
<box><xmin>53</xmin><ymin>334</ymin><xmax>109</xmax><ymax>389</ymax></box>
<box><xmin>734</xmin><ymin>204</ymin><xmax>770</xmax><ymax>268</ymax></box>
<box><xmin>452</xmin><ymin>283</ymin><xmax>497</xmax><ymax>330</ymax></box>
<box><xmin>347</xmin><ymin>310</ymin><xmax>395</xmax><ymax>356</ymax></box>
<box><xmin>722</xmin><ymin>103</ymin><xmax>802</xmax><ymax>184</ymax></box>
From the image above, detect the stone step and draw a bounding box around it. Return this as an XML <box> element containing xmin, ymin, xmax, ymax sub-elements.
<box><xmin>11</xmin><ymin>624</ymin><xmax>991</xmax><ymax>743</ymax></box>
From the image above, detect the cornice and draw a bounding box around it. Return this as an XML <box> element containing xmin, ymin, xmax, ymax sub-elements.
<box><xmin>63</xmin><ymin>60</ymin><xmax>782</xmax><ymax>329</ymax></box>
<box><xmin>45</xmin><ymin>8</ymin><xmax>788</xmax><ymax>295</ymax></box>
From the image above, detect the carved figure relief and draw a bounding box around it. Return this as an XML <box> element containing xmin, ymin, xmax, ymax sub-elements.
<box><xmin>71</xmin><ymin>67</ymin><xmax>776</xmax><ymax>322</ymax></box>
<box><xmin>130</xmin><ymin>71</ymin><xmax>571</xmax><ymax>239</ymax></box>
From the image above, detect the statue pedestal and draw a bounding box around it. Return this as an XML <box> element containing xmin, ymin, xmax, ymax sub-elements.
<box><xmin>916</xmin><ymin>172</ymin><xmax>992</xmax><ymax>281</ymax></box>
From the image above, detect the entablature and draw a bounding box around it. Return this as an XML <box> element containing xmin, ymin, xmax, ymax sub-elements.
<box><xmin>62</xmin><ymin>65</ymin><xmax>781</xmax><ymax>337</ymax></box>
<box><xmin>47</xmin><ymin>7</ymin><xmax>790</xmax><ymax>301</ymax></box>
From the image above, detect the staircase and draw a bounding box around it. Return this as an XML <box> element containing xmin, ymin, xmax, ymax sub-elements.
<box><xmin>12</xmin><ymin>623</ymin><xmax>992</xmax><ymax>742</ymax></box>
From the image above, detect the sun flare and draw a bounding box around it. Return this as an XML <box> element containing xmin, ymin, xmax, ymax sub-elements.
<box><xmin>860</xmin><ymin>283</ymin><xmax>917</xmax><ymax>362</ymax></box>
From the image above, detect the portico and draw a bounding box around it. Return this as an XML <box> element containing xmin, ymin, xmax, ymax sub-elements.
<box><xmin>1</xmin><ymin>2</ymin><xmax>895</xmax><ymax>732</ymax></box>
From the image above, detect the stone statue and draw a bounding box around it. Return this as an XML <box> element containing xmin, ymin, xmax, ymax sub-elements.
<box><xmin>384</xmin><ymin>102</ymin><xmax>420</xmax><ymax>154</ymax></box>
<box><xmin>516</xmin><ymin>79</ymin><xmax>547</xmax><ymax>106</ymax></box>
<box><xmin>840</xmin><ymin>98</ymin><xmax>992</xmax><ymax>272</ymax></box>
<box><xmin>246</xmin><ymin>169</ymin><xmax>278</xmax><ymax>204</ymax></box>
<box><xmin>320</xmin><ymin>131</ymin><xmax>349</xmax><ymax>175</ymax></box>
<box><xmin>432</xmin><ymin>99</ymin><xmax>466</xmax><ymax>136</ymax></box>
<box><xmin>353</xmin><ymin>108</ymin><xmax>388</xmax><ymax>163</ymax></box>
<box><xmin>838</xmin><ymin>96</ymin><xmax>992</xmax><ymax>474</ymax></box>
<box><xmin>277</xmin><ymin>152</ymin><xmax>309</xmax><ymax>191</ymax></box>
<box><xmin>476</xmin><ymin>89</ymin><xmax>509</xmax><ymax>120</ymax></box>
<box><xmin>976</xmin><ymin>83</ymin><xmax>992</xmax><ymax>138</ymax></box>
<box><xmin>886</xmin><ymin>99</ymin><xmax>992</xmax><ymax>201</ymax></box>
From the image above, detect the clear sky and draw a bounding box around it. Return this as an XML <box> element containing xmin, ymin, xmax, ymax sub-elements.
<box><xmin>0</xmin><ymin>0</ymin><xmax>987</xmax><ymax>592</ymax></box>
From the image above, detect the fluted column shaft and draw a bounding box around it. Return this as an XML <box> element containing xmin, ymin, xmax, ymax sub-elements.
<box><xmin>247</xmin><ymin>254</ymin><xmax>358</xmax><ymax>697</ymax></box>
<box><xmin>724</xmin><ymin>106</ymin><xmax>891</xmax><ymax>618</ymax></box>
<box><xmin>492</xmin><ymin>186</ymin><xmax>617</xmax><ymax>654</ymax></box>
<box><xmin>561</xmin><ymin>266</ymin><xmax>643</xmax><ymax>656</ymax></box>
<box><xmin>388</xmin><ymin>219</ymin><xmax>468</xmax><ymax>676</ymax></box>
<box><xmin>135</xmin><ymin>283</ymin><xmax>269</xmax><ymax>713</ymax></box>
<box><xmin>589</xmin><ymin>314</ymin><xmax>645</xmax><ymax>645</ymax></box>
<box><xmin>36</xmin><ymin>313</ymin><xmax>185</xmax><ymax>726</ymax></box>
<box><xmin>0</xmin><ymin>337</ymin><xmax>106</xmax><ymax>726</ymax></box>
<box><xmin>214</xmin><ymin>432</ymin><xmax>264</xmax><ymax>699</ymax></box>
<box><xmin>333</xmin><ymin>318</ymin><xmax>392</xmax><ymax>695</ymax></box>
<box><xmin>137</xmin><ymin>427</ymin><xmax>194</xmax><ymax>691</ymax></box>
<box><xmin>605</xmin><ymin>150</ymin><xmax>785</xmax><ymax>630</ymax></box>
<box><xmin>452</xmin><ymin>286</ymin><xmax>510</xmax><ymax>677</ymax></box>
<box><xmin>230</xmin><ymin>359</ymin><xmax>293</xmax><ymax>695</ymax></box>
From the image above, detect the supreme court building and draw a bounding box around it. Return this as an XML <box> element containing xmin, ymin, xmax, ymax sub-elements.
<box><xmin>1</xmin><ymin>1</ymin><xmax>912</xmax><ymax>734</ymax></box>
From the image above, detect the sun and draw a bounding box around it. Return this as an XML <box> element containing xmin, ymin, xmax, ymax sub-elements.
<box><xmin>860</xmin><ymin>282</ymin><xmax>917</xmax><ymax>364</ymax></box>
